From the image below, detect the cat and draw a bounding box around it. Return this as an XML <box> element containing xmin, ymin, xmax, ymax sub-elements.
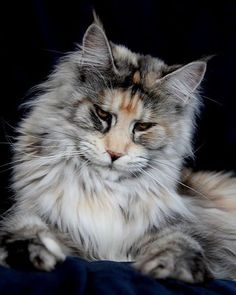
<box><xmin>1</xmin><ymin>17</ymin><xmax>236</xmax><ymax>283</ymax></box>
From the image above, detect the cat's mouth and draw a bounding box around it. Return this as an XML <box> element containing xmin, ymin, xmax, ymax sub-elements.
<box><xmin>79</xmin><ymin>150</ymin><xmax>145</xmax><ymax>177</ymax></box>
<box><xmin>81</xmin><ymin>154</ymin><xmax>120</xmax><ymax>171</ymax></box>
<box><xmin>98</xmin><ymin>161</ymin><xmax>120</xmax><ymax>171</ymax></box>
<box><xmin>90</xmin><ymin>158</ymin><xmax>132</xmax><ymax>178</ymax></box>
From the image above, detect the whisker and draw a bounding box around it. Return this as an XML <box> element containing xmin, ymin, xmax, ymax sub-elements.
<box><xmin>145</xmin><ymin>162</ymin><xmax>210</xmax><ymax>201</ymax></box>
<box><xmin>148</xmin><ymin>158</ymin><xmax>179</xmax><ymax>171</ymax></box>
<box><xmin>0</xmin><ymin>149</ymin><xmax>90</xmax><ymax>170</ymax></box>
<box><xmin>202</xmin><ymin>95</ymin><xmax>223</xmax><ymax>106</ymax></box>
<box><xmin>0</xmin><ymin>158</ymin><xmax>25</xmax><ymax>170</ymax></box>
<box><xmin>17</xmin><ymin>150</ymin><xmax>89</xmax><ymax>160</ymax></box>
<box><xmin>43</xmin><ymin>48</ymin><xmax>66</xmax><ymax>55</ymax></box>
<box><xmin>0</xmin><ymin>119</ymin><xmax>18</xmax><ymax>133</ymax></box>
<box><xmin>136</xmin><ymin>164</ymin><xmax>173</xmax><ymax>194</ymax></box>
<box><xmin>77</xmin><ymin>159</ymin><xmax>90</xmax><ymax>177</ymax></box>
<box><xmin>13</xmin><ymin>143</ymin><xmax>77</xmax><ymax>149</ymax></box>
<box><xmin>0</xmin><ymin>142</ymin><xmax>15</xmax><ymax>146</ymax></box>
<box><xmin>5</xmin><ymin>131</ymin><xmax>77</xmax><ymax>144</ymax></box>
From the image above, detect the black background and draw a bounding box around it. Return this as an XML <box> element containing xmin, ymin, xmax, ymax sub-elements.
<box><xmin>1</xmin><ymin>0</ymin><xmax>236</xmax><ymax>212</ymax></box>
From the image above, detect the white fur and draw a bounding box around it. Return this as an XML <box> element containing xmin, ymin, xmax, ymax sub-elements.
<box><xmin>12</xmin><ymin>151</ymin><xmax>191</xmax><ymax>261</ymax></box>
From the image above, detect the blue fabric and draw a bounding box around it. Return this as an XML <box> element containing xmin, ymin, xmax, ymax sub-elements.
<box><xmin>0</xmin><ymin>257</ymin><xmax>236</xmax><ymax>295</ymax></box>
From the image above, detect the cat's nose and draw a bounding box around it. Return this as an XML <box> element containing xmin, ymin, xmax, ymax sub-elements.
<box><xmin>106</xmin><ymin>150</ymin><xmax>123</xmax><ymax>162</ymax></box>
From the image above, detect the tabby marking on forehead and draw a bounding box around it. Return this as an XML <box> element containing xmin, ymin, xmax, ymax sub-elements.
<box><xmin>102</xmin><ymin>90</ymin><xmax>143</xmax><ymax>154</ymax></box>
<box><xmin>119</xmin><ymin>91</ymin><xmax>141</xmax><ymax>114</ymax></box>
<box><xmin>106</xmin><ymin>89</ymin><xmax>142</xmax><ymax>117</ymax></box>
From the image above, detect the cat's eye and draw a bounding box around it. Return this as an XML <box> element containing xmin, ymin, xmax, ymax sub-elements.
<box><xmin>95</xmin><ymin>106</ymin><xmax>111</xmax><ymax>121</ymax></box>
<box><xmin>95</xmin><ymin>105</ymin><xmax>112</xmax><ymax>121</ymax></box>
<box><xmin>133</xmin><ymin>122</ymin><xmax>155</xmax><ymax>132</ymax></box>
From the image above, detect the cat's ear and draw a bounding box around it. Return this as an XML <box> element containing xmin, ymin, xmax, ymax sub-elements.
<box><xmin>81</xmin><ymin>22</ymin><xmax>117</xmax><ymax>72</ymax></box>
<box><xmin>157</xmin><ymin>61</ymin><xmax>206</xmax><ymax>103</ymax></box>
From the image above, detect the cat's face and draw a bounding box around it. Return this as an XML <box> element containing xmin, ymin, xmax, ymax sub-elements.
<box><xmin>32</xmin><ymin>23</ymin><xmax>206</xmax><ymax>181</ymax></box>
<box><xmin>62</xmin><ymin>23</ymin><xmax>206</xmax><ymax>181</ymax></box>
<box><xmin>74</xmin><ymin>87</ymin><xmax>165</xmax><ymax>178</ymax></box>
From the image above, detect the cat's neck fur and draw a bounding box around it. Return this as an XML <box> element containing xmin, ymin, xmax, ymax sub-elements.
<box><xmin>13</xmin><ymin>147</ymin><xmax>190</xmax><ymax>260</ymax></box>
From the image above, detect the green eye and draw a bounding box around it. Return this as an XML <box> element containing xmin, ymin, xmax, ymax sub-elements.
<box><xmin>95</xmin><ymin>106</ymin><xmax>111</xmax><ymax>121</ymax></box>
<box><xmin>134</xmin><ymin>122</ymin><xmax>155</xmax><ymax>132</ymax></box>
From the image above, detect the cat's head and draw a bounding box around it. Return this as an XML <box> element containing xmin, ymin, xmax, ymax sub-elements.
<box><xmin>20</xmin><ymin>21</ymin><xmax>206</xmax><ymax>182</ymax></box>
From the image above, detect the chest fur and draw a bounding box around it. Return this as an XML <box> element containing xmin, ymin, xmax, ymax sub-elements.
<box><xmin>24</xmin><ymin>163</ymin><xmax>182</xmax><ymax>260</ymax></box>
<box><xmin>37</xmin><ymin>176</ymin><xmax>164</xmax><ymax>260</ymax></box>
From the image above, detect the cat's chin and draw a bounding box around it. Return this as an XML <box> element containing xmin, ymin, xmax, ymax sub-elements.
<box><xmin>95</xmin><ymin>167</ymin><xmax>122</xmax><ymax>181</ymax></box>
<box><xmin>92</xmin><ymin>163</ymin><xmax>132</xmax><ymax>182</ymax></box>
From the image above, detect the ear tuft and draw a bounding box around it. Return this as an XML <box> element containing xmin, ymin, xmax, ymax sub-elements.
<box><xmin>92</xmin><ymin>10</ymin><xmax>104</xmax><ymax>29</ymax></box>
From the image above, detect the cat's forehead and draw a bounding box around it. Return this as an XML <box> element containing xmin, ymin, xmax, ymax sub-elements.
<box><xmin>102</xmin><ymin>88</ymin><xmax>143</xmax><ymax>115</ymax></box>
<box><xmin>93</xmin><ymin>46</ymin><xmax>169</xmax><ymax>118</ymax></box>
<box><xmin>112</xmin><ymin>45</ymin><xmax>167</xmax><ymax>89</ymax></box>
<box><xmin>99</xmin><ymin>88</ymin><xmax>155</xmax><ymax>122</ymax></box>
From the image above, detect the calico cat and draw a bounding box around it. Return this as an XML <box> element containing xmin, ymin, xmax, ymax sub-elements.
<box><xmin>1</xmin><ymin>18</ymin><xmax>236</xmax><ymax>283</ymax></box>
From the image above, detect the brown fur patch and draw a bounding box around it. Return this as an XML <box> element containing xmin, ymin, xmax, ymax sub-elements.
<box><xmin>180</xmin><ymin>169</ymin><xmax>236</xmax><ymax>214</ymax></box>
<box><xmin>103</xmin><ymin>90</ymin><xmax>143</xmax><ymax>155</ymax></box>
<box><xmin>120</xmin><ymin>91</ymin><xmax>140</xmax><ymax>114</ymax></box>
<box><xmin>133</xmin><ymin>71</ymin><xmax>141</xmax><ymax>84</ymax></box>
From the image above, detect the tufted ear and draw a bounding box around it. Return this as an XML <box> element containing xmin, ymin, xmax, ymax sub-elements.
<box><xmin>81</xmin><ymin>23</ymin><xmax>117</xmax><ymax>72</ymax></box>
<box><xmin>157</xmin><ymin>61</ymin><xmax>206</xmax><ymax>103</ymax></box>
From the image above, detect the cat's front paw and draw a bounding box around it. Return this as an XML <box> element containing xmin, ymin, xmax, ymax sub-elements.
<box><xmin>28</xmin><ymin>234</ymin><xmax>66</xmax><ymax>271</ymax></box>
<box><xmin>0</xmin><ymin>232</ymin><xmax>65</xmax><ymax>271</ymax></box>
<box><xmin>133</xmin><ymin>244</ymin><xmax>210</xmax><ymax>283</ymax></box>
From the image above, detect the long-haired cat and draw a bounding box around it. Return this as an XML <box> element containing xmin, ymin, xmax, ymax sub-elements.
<box><xmin>1</xmin><ymin>18</ymin><xmax>236</xmax><ymax>283</ymax></box>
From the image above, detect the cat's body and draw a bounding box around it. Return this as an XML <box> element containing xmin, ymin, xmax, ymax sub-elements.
<box><xmin>1</xmin><ymin>20</ymin><xmax>236</xmax><ymax>283</ymax></box>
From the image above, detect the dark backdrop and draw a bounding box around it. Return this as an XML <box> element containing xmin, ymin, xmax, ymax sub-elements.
<box><xmin>1</xmin><ymin>0</ymin><xmax>236</xmax><ymax>212</ymax></box>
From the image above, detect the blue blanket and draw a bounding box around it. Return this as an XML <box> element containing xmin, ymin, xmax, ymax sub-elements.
<box><xmin>0</xmin><ymin>257</ymin><xmax>236</xmax><ymax>295</ymax></box>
